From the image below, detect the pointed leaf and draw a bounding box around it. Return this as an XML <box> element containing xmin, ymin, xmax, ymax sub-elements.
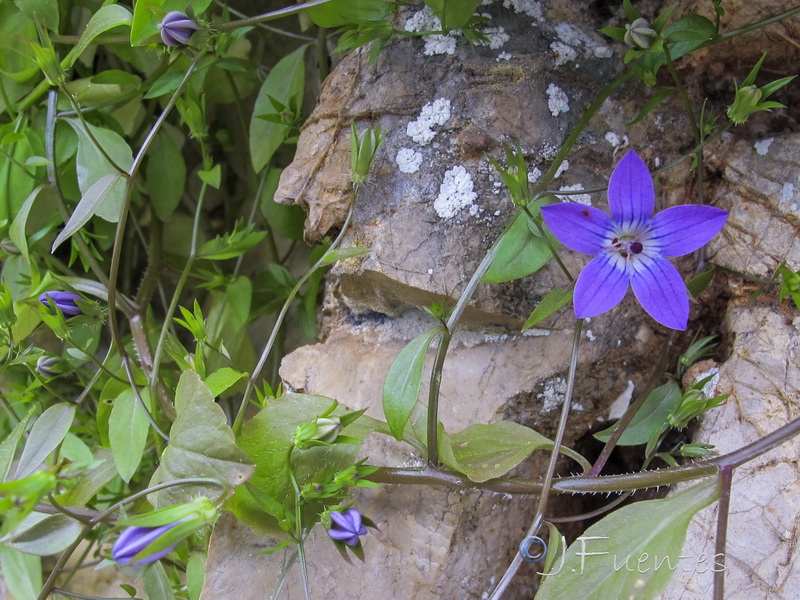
<box><xmin>523</xmin><ymin>287</ymin><xmax>573</xmax><ymax>329</ymax></box>
<box><xmin>9</xmin><ymin>184</ymin><xmax>45</xmax><ymax>259</ymax></box>
<box><xmin>483</xmin><ymin>213</ymin><xmax>554</xmax><ymax>283</ymax></box>
<box><xmin>14</xmin><ymin>403</ymin><xmax>75</xmax><ymax>479</ymax></box>
<box><xmin>6</xmin><ymin>513</ymin><xmax>82</xmax><ymax>556</ymax></box>
<box><xmin>382</xmin><ymin>327</ymin><xmax>443</xmax><ymax>440</ymax></box>
<box><xmin>109</xmin><ymin>388</ymin><xmax>151</xmax><ymax>483</ymax></box>
<box><xmin>51</xmin><ymin>173</ymin><xmax>122</xmax><ymax>251</ymax></box>
<box><xmin>438</xmin><ymin>421</ymin><xmax>590</xmax><ymax>482</ymax></box>
<box><xmin>0</xmin><ymin>407</ymin><xmax>34</xmax><ymax>480</ymax></box>
<box><xmin>593</xmin><ymin>380</ymin><xmax>682</xmax><ymax>445</ymax></box>
<box><xmin>70</xmin><ymin>4</ymin><xmax>132</xmax><ymax>66</ymax></box>
<box><xmin>536</xmin><ymin>477</ymin><xmax>720</xmax><ymax>599</ymax></box>
<box><xmin>249</xmin><ymin>45</ymin><xmax>307</xmax><ymax>173</ymax></box>
<box><xmin>627</xmin><ymin>86</ymin><xmax>675</xmax><ymax>126</ymax></box>
<box><xmin>149</xmin><ymin>370</ymin><xmax>254</xmax><ymax>508</ymax></box>
<box><xmin>321</xmin><ymin>246</ymin><xmax>371</xmax><ymax>265</ymax></box>
<box><xmin>144</xmin><ymin>561</ymin><xmax>175</xmax><ymax>600</ymax></box>
<box><xmin>424</xmin><ymin>0</ymin><xmax>482</xmax><ymax>30</ymax></box>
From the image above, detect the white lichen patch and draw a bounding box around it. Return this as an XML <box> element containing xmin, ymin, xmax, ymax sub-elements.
<box><xmin>404</xmin><ymin>6</ymin><xmax>458</xmax><ymax>56</ymax></box>
<box><xmin>557</xmin><ymin>183</ymin><xmax>591</xmax><ymax>205</ymax></box>
<box><xmin>551</xmin><ymin>41</ymin><xmax>578</xmax><ymax>67</ymax></box>
<box><xmin>407</xmin><ymin>98</ymin><xmax>452</xmax><ymax>145</ymax></box>
<box><xmin>554</xmin><ymin>23</ymin><xmax>612</xmax><ymax>58</ymax></box>
<box><xmin>527</xmin><ymin>167</ymin><xmax>542</xmax><ymax>183</ymax></box>
<box><xmin>434</xmin><ymin>165</ymin><xmax>477</xmax><ymax>219</ymax></box>
<box><xmin>477</xmin><ymin>26</ymin><xmax>510</xmax><ymax>49</ymax></box>
<box><xmin>396</xmin><ymin>148</ymin><xmax>423</xmax><ymax>174</ymax></box>
<box><xmin>522</xmin><ymin>328</ymin><xmax>550</xmax><ymax>337</ymax></box>
<box><xmin>537</xmin><ymin>376</ymin><xmax>566</xmax><ymax>412</ymax></box>
<box><xmin>501</xmin><ymin>0</ymin><xmax>543</xmax><ymax>20</ymax></box>
<box><xmin>496</xmin><ymin>51</ymin><xmax>512</xmax><ymax>61</ymax></box>
<box><xmin>754</xmin><ymin>137</ymin><xmax>774</xmax><ymax>156</ymax></box>
<box><xmin>585</xmin><ymin>329</ymin><xmax>596</xmax><ymax>341</ymax></box>
<box><xmin>546</xmin><ymin>83</ymin><xmax>569</xmax><ymax>116</ymax></box>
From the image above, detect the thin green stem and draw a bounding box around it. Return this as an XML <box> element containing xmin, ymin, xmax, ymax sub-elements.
<box><xmin>425</xmin><ymin>328</ymin><xmax>449</xmax><ymax>467</ymax></box>
<box><xmin>233</xmin><ymin>186</ymin><xmax>360</xmax><ymax>434</ymax></box>
<box><xmin>489</xmin><ymin>318</ymin><xmax>583</xmax><ymax>600</ymax></box>
<box><xmin>60</xmin><ymin>87</ymin><xmax>129</xmax><ymax>176</ymax></box>
<box><xmin>713</xmin><ymin>6</ymin><xmax>800</xmax><ymax>45</ymax></box>
<box><xmin>213</xmin><ymin>1</ymin><xmax>316</xmax><ymax>40</ymax></box>
<box><xmin>215</xmin><ymin>0</ymin><xmax>334</xmax><ymax>30</ymax></box>
<box><xmin>149</xmin><ymin>182</ymin><xmax>208</xmax><ymax>401</ymax></box>
<box><xmin>588</xmin><ymin>331</ymin><xmax>675</xmax><ymax>476</ymax></box>
<box><xmin>288</xmin><ymin>464</ymin><xmax>311</xmax><ymax>600</ymax></box>
<box><xmin>713</xmin><ymin>465</ymin><xmax>733</xmax><ymax>600</ymax></box>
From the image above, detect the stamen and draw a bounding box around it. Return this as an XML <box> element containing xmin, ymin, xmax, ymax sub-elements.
<box><xmin>630</xmin><ymin>241</ymin><xmax>643</xmax><ymax>254</ymax></box>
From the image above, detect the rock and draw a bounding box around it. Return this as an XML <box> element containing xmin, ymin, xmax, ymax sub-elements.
<box><xmin>658</xmin><ymin>305</ymin><xmax>800</xmax><ymax>599</ymax></box>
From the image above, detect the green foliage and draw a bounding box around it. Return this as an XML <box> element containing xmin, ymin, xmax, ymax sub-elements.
<box><xmin>727</xmin><ymin>54</ymin><xmax>795</xmax><ymax>124</ymax></box>
<box><xmin>483</xmin><ymin>208</ymin><xmax>557</xmax><ymax>283</ymax></box>
<box><xmin>382</xmin><ymin>326</ymin><xmax>443</xmax><ymax>440</ymax></box>
<box><xmin>523</xmin><ymin>287</ymin><xmax>573</xmax><ymax>329</ymax></box>
<box><xmin>424</xmin><ymin>0</ymin><xmax>482</xmax><ymax>30</ymax></box>
<box><xmin>594</xmin><ymin>380</ymin><xmax>682</xmax><ymax>446</ymax></box>
<box><xmin>536</xmin><ymin>478</ymin><xmax>721</xmax><ymax>599</ymax></box>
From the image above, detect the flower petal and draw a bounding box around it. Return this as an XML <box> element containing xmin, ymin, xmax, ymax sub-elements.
<box><xmin>329</xmin><ymin>511</ymin><xmax>351</xmax><ymax>532</ymax></box>
<box><xmin>650</xmin><ymin>205</ymin><xmax>728</xmax><ymax>257</ymax></box>
<box><xmin>630</xmin><ymin>256</ymin><xmax>689</xmax><ymax>330</ymax></box>
<box><xmin>328</xmin><ymin>529</ymin><xmax>356</xmax><ymax>541</ymax></box>
<box><xmin>573</xmin><ymin>253</ymin><xmax>630</xmax><ymax>318</ymax></box>
<box><xmin>344</xmin><ymin>508</ymin><xmax>362</xmax><ymax>532</ymax></box>
<box><xmin>607</xmin><ymin>150</ymin><xmax>654</xmax><ymax>225</ymax></box>
<box><xmin>541</xmin><ymin>203</ymin><xmax>614</xmax><ymax>255</ymax></box>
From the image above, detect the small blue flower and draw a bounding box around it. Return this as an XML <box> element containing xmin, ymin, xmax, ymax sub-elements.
<box><xmin>327</xmin><ymin>509</ymin><xmax>368</xmax><ymax>547</ymax></box>
<box><xmin>111</xmin><ymin>523</ymin><xmax>181</xmax><ymax>565</ymax></box>
<box><xmin>39</xmin><ymin>291</ymin><xmax>82</xmax><ymax>316</ymax></box>
<box><xmin>158</xmin><ymin>11</ymin><xmax>200</xmax><ymax>46</ymax></box>
<box><xmin>541</xmin><ymin>150</ymin><xmax>728</xmax><ymax>330</ymax></box>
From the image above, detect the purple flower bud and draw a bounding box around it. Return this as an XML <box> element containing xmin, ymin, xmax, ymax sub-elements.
<box><xmin>327</xmin><ymin>509</ymin><xmax>368</xmax><ymax>547</ymax></box>
<box><xmin>111</xmin><ymin>523</ymin><xmax>181</xmax><ymax>565</ymax></box>
<box><xmin>158</xmin><ymin>11</ymin><xmax>200</xmax><ymax>46</ymax></box>
<box><xmin>39</xmin><ymin>291</ymin><xmax>83</xmax><ymax>316</ymax></box>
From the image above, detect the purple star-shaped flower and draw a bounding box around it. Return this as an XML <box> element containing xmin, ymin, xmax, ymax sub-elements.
<box><xmin>327</xmin><ymin>509</ymin><xmax>368</xmax><ymax>547</ymax></box>
<box><xmin>541</xmin><ymin>150</ymin><xmax>728</xmax><ymax>330</ymax></box>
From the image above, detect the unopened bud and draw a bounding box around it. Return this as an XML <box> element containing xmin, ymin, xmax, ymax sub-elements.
<box><xmin>624</xmin><ymin>18</ymin><xmax>658</xmax><ymax>50</ymax></box>
<box><xmin>158</xmin><ymin>11</ymin><xmax>200</xmax><ymax>47</ymax></box>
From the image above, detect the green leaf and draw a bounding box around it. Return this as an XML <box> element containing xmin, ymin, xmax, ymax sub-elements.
<box><xmin>687</xmin><ymin>266</ymin><xmax>715</xmax><ymax>298</ymax></box>
<box><xmin>55</xmin><ymin>447</ymin><xmax>117</xmax><ymax>507</ymax></box>
<box><xmin>13</xmin><ymin>0</ymin><xmax>59</xmax><ymax>32</ymax></box>
<box><xmin>204</xmin><ymin>367</ymin><xmax>247</xmax><ymax>396</ymax></box>
<box><xmin>523</xmin><ymin>287</ymin><xmax>573</xmax><ymax>329</ymax></box>
<box><xmin>109</xmin><ymin>388</ymin><xmax>151</xmax><ymax>483</ymax></box>
<box><xmin>130</xmin><ymin>0</ymin><xmax>212</xmax><ymax>46</ymax></box>
<box><xmin>438</xmin><ymin>421</ymin><xmax>590</xmax><ymax>482</ymax></box>
<box><xmin>149</xmin><ymin>370</ymin><xmax>254</xmax><ymax>509</ymax></box>
<box><xmin>70</xmin><ymin>4</ymin><xmax>132</xmax><ymax>67</ymax></box>
<box><xmin>664</xmin><ymin>15</ymin><xmax>716</xmax><ymax>43</ymax></box>
<box><xmin>483</xmin><ymin>212</ymin><xmax>554</xmax><ymax>283</ymax></box>
<box><xmin>144</xmin><ymin>561</ymin><xmax>175</xmax><ymax>600</ymax></box>
<box><xmin>14</xmin><ymin>403</ymin><xmax>75</xmax><ymax>479</ymax></box>
<box><xmin>187</xmin><ymin>551</ymin><xmax>206</xmax><ymax>600</ymax></box>
<box><xmin>0</xmin><ymin>406</ymin><xmax>34</xmax><ymax>480</ymax></box>
<box><xmin>536</xmin><ymin>477</ymin><xmax>720</xmax><ymax>599</ymax></box>
<box><xmin>249</xmin><ymin>45</ymin><xmax>308</xmax><ymax>174</ymax></box>
<box><xmin>382</xmin><ymin>327</ymin><xmax>443</xmax><ymax>440</ymax></box>
<box><xmin>64</xmin><ymin>118</ymin><xmax>132</xmax><ymax>218</ymax></box>
<box><xmin>321</xmin><ymin>246</ymin><xmax>371</xmax><ymax>265</ymax></box>
<box><xmin>6</xmin><ymin>513</ymin><xmax>82</xmax><ymax>555</ymax></box>
<box><xmin>227</xmin><ymin>393</ymin><xmax>386</xmax><ymax>534</ymax></box>
<box><xmin>147</xmin><ymin>130</ymin><xmax>186</xmax><ymax>221</ymax></box>
<box><xmin>0</xmin><ymin>546</ymin><xmax>41</xmax><ymax>600</ymax></box>
<box><xmin>593</xmin><ymin>380</ymin><xmax>682</xmax><ymax>445</ymax></box>
<box><xmin>627</xmin><ymin>86</ymin><xmax>675</xmax><ymax>126</ymax></box>
<box><xmin>198</xmin><ymin>164</ymin><xmax>221</xmax><ymax>189</ymax></box>
<box><xmin>306</xmin><ymin>0</ymin><xmax>393</xmax><ymax>27</ymax></box>
<box><xmin>424</xmin><ymin>0</ymin><xmax>482</xmax><ymax>30</ymax></box>
<box><xmin>51</xmin><ymin>173</ymin><xmax>122</xmax><ymax>251</ymax></box>
<box><xmin>197</xmin><ymin>222</ymin><xmax>266</xmax><ymax>261</ymax></box>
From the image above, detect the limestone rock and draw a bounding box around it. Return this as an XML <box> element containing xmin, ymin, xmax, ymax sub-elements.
<box><xmin>658</xmin><ymin>305</ymin><xmax>800</xmax><ymax>599</ymax></box>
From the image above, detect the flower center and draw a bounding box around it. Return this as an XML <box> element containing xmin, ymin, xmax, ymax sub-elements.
<box><xmin>605</xmin><ymin>223</ymin><xmax>652</xmax><ymax>265</ymax></box>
